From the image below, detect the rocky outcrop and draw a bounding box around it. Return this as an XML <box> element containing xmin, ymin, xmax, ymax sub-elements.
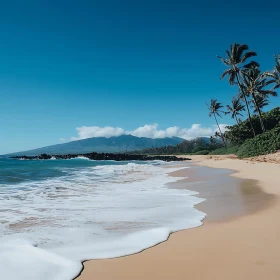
<box><xmin>11</xmin><ymin>152</ymin><xmax>190</xmax><ymax>162</ymax></box>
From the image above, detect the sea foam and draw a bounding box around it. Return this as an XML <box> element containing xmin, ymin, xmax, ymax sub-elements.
<box><xmin>0</xmin><ymin>161</ymin><xmax>206</xmax><ymax>280</ymax></box>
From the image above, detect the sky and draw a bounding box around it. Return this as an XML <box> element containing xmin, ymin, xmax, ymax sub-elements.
<box><xmin>0</xmin><ymin>0</ymin><xmax>279</xmax><ymax>154</ymax></box>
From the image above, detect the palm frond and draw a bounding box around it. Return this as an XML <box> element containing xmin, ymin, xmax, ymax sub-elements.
<box><xmin>263</xmin><ymin>71</ymin><xmax>276</xmax><ymax>78</ymax></box>
<box><xmin>228</xmin><ymin>71</ymin><xmax>236</xmax><ymax>85</ymax></box>
<box><xmin>230</xmin><ymin>44</ymin><xmax>236</xmax><ymax>60</ymax></box>
<box><xmin>216</xmin><ymin>55</ymin><xmax>231</xmax><ymax>66</ymax></box>
<box><xmin>236</xmin><ymin>44</ymin><xmax>249</xmax><ymax>61</ymax></box>
<box><xmin>240</xmin><ymin>51</ymin><xmax>257</xmax><ymax>63</ymax></box>
<box><xmin>225</xmin><ymin>96</ymin><xmax>245</xmax><ymax>120</ymax></box>
<box><xmin>226</xmin><ymin>50</ymin><xmax>232</xmax><ymax>63</ymax></box>
<box><xmin>243</xmin><ymin>61</ymin><xmax>260</xmax><ymax>69</ymax></box>
<box><xmin>259</xmin><ymin>89</ymin><xmax>278</xmax><ymax>97</ymax></box>
<box><xmin>274</xmin><ymin>54</ymin><xmax>280</xmax><ymax>71</ymax></box>
<box><xmin>207</xmin><ymin>99</ymin><xmax>224</xmax><ymax>118</ymax></box>
<box><xmin>250</xmin><ymin>95</ymin><xmax>270</xmax><ymax>113</ymax></box>
<box><xmin>220</xmin><ymin>69</ymin><xmax>232</xmax><ymax>80</ymax></box>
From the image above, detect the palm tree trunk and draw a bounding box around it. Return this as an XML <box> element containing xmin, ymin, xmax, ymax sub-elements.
<box><xmin>214</xmin><ymin>113</ymin><xmax>226</xmax><ymax>146</ymax></box>
<box><xmin>244</xmin><ymin>95</ymin><xmax>256</xmax><ymax>135</ymax></box>
<box><xmin>252</xmin><ymin>94</ymin><xmax>266</xmax><ymax>133</ymax></box>
<box><xmin>236</xmin><ymin>74</ymin><xmax>256</xmax><ymax>137</ymax></box>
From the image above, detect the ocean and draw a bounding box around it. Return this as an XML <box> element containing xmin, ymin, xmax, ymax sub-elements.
<box><xmin>0</xmin><ymin>157</ymin><xmax>205</xmax><ymax>280</ymax></box>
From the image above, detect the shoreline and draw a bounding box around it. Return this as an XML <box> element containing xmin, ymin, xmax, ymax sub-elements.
<box><xmin>77</xmin><ymin>155</ymin><xmax>280</xmax><ymax>280</ymax></box>
<box><xmin>73</xmin><ymin>161</ymin><xmax>207</xmax><ymax>279</ymax></box>
<box><xmin>168</xmin><ymin>164</ymin><xmax>275</xmax><ymax>224</ymax></box>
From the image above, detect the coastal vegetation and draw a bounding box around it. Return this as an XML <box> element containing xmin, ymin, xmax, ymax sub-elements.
<box><xmin>209</xmin><ymin>43</ymin><xmax>279</xmax><ymax>157</ymax></box>
<box><xmin>237</xmin><ymin>126</ymin><xmax>280</xmax><ymax>158</ymax></box>
<box><xmin>133</xmin><ymin>104</ymin><xmax>280</xmax><ymax>157</ymax></box>
<box><xmin>135</xmin><ymin>44</ymin><xmax>279</xmax><ymax>158</ymax></box>
<box><xmin>131</xmin><ymin>137</ymin><xmax>223</xmax><ymax>155</ymax></box>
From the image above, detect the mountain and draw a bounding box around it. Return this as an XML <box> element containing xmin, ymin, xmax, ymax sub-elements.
<box><xmin>6</xmin><ymin>135</ymin><xmax>185</xmax><ymax>156</ymax></box>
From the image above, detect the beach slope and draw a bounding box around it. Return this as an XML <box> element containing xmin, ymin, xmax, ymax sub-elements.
<box><xmin>77</xmin><ymin>155</ymin><xmax>280</xmax><ymax>280</ymax></box>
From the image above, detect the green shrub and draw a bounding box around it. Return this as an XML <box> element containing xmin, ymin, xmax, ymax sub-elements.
<box><xmin>194</xmin><ymin>150</ymin><xmax>210</xmax><ymax>155</ymax></box>
<box><xmin>225</xmin><ymin>107</ymin><xmax>280</xmax><ymax>145</ymax></box>
<box><xmin>209</xmin><ymin>146</ymin><xmax>239</xmax><ymax>155</ymax></box>
<box><xmin>237</xmin><ymin>126</ymin><xmax>280</xmax><ymax>158</ymax></box>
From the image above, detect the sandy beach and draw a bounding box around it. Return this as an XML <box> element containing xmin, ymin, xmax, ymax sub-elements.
<box><xmin>77</xmin><ymin>153</ymin><xmax>280</xmax><ymax>280</ymax></box>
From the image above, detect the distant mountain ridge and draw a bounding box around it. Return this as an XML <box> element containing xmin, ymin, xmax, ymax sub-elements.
<box><xmin>6</xmin><ymin>135</ymin><xmax>185</xmax><ymax>156</ymax></box>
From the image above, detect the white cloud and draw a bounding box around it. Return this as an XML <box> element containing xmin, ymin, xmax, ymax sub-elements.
<box><xmin>71</xmin><ymin>126</ymin><xmax>125</xmax><ymax>141</ymax></box>
<box><xmin>68</xmin><ymin>123</ymin><xmax>228</xmax><ymax>141</ymax></box>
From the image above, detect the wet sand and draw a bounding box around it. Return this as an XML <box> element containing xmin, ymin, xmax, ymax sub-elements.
<box><xmin>169</xmin><ymin>165</ymin><xmax>275</xmax><ymax>222</ymax></box>
<box><xmin>77</xmin><ymin>157</ymin><xmax>280</xmax><ymax>280</ymax></box>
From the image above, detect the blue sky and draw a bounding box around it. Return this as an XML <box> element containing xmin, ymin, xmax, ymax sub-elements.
<box><xmin>0</xmin><ymin>0</ymin><xmax>279</xmax><ymax>154</ymax></box>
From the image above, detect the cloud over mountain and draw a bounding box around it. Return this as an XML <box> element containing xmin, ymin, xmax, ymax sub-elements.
<box><xmin>69</xmin><ymin>123</ymin><xmax>228</xmax><ymax>141</ymax></box>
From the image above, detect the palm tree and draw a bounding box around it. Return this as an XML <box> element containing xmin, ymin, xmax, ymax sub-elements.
<box><xmin>217</xmin><ymin>43</ymin><xmax>258</xmax><ymax>136</ymax></box>
<box><xmin>241</xmin><ymin>66</ymin><xmax>277</xmax><ymax>132</ymax></box>
<box><xmin>264</xmin><ymin>54</ymin><xmax>280</xmax><ymax>90</ymax></box>
<box><xmin>225</xmin><ymin>97</ymin><xmax>245</xmax><ymax>124</ymax></box>
<box><xmin>250</xmin><ymin>95</ymin><xmax>270</xmax><ymax>114</ymax></box>
<box><xmin>207</xmin><ymin>99</ymin><xmax>226</xmax><ymax>145</ymax></box>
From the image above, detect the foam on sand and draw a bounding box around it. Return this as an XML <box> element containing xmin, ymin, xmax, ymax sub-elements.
<box><xmin>0</xmin><ymin>161</ymin><xmax>205</xmax><ymax>280</ymax></box>
<box><xmin>0</xmin><ymin>239</ymin><xmax>82</xmax><ymax>280</ymax></box>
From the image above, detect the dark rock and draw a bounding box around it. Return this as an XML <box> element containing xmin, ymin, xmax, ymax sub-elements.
<box><xmin>38</xmin><ymin>154</ymin><xmax>52</xmax><ymax>160</ymax></box>
<box><xmin>11</xmin><ymin>152</ymin><xmax>190</xmax><ymax>162</ymax></box>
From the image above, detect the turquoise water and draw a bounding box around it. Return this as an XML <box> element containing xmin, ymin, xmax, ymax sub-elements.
<box><xmin>0</xmin><ymin>157</ymin><xmax>141</xmax><ymax>185</ymax></box>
